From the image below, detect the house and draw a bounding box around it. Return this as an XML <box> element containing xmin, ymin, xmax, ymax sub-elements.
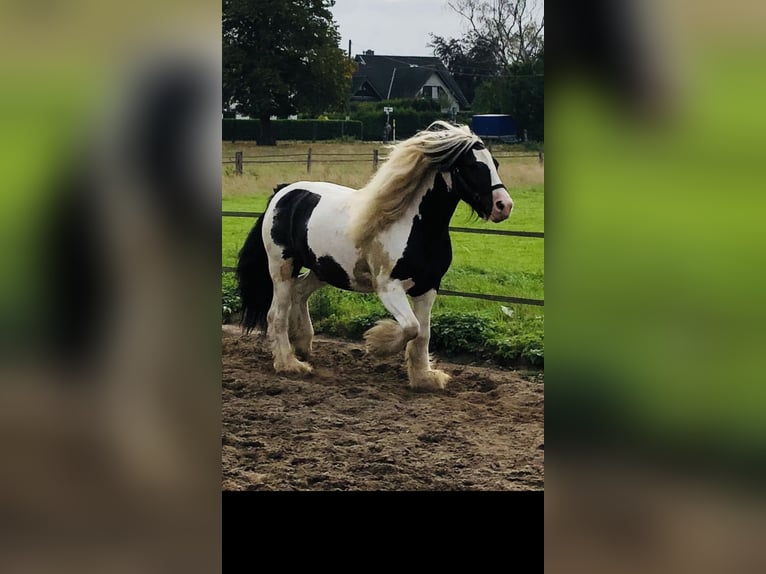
<box><xmin>350</xmin><ymin>50</ymin><xmax>469</xmax><ymax>111</ymax></box>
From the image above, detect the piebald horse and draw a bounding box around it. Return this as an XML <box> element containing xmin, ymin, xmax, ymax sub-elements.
<box><xmin>237</xmin><ymin>121</ymin><xmax>512</xmax><ymax>389</ymax></box>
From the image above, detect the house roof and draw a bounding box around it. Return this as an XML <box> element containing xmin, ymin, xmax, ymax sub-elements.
<box><xmin>350</xmin><ymin>75</ymin><xmax>383</xmax><ymax>101</ymax></box>
<box><xmin>351</xmin><ymin>54</ymin><xmax>469</xmax><ymax>107</ymax></box>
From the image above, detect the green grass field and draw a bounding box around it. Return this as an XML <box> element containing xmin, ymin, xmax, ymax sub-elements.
<box><xmin>222</xmin><ymin>140</ymin><xmax>544</xmax><ymax>365</ymax></box>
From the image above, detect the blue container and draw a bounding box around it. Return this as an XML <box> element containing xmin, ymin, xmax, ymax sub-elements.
<box><xmin>471</xmin><ymin>114</ymin><xmax>516</xmax><ymax>138</ymax></box>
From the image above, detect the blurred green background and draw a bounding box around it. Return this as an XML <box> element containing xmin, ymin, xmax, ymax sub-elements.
<box><xmin>547</xmin><ymin>10</ymin><xmax>766</xmax><ymax>469</ymax></box>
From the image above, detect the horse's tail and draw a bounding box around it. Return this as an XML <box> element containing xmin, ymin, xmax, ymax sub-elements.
<box><xmin>237</xmin><ymin>187</ymin><xmax>288</xmax><ymax>333</ymax></box>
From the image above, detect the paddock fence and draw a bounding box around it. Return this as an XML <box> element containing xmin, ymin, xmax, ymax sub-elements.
<box><xmin>222</xmin><ymin>210</ymin><xmax>544</xmax><ymax>308</ymax></box>
<box><xmin>222</xmin><ymin>146</ymin><xmax>543</xmax><ymax>307</ymax></box>
<box><xmin>223</xmin><ymin>148</ymin><xmax>544</xmax><ymax>175</ymax></box>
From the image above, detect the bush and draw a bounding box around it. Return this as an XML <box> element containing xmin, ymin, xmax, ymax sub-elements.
<box><xmin>223</xmin><ymin>119</ymin><xmax>363</xmax><ymax>142</ymax></box>
<box><xmin>490</xmin><ymin>330</ymin><xmax>545</xmax><ymax>366</ymax></box>
<box><xmin>223</xmin><ymin>119</ymin><xmax>262</xmax><ymax>141</ymax></box>
<box><xmin>349</xmin><ymin>98</ymin><xmax>440</xmax><ymax>114</ymax></box>
<box><xmin>308</xmin><ymin>289</ymin><xmax>389</xmax><ymax>338</ymax></box>
<box><xmin>430</xmin><ymin>311</ymin><xmax>544</xmax><ymax>367</ymax></box>
<box><xmin>348</xmin><ymin>98</ymin><xmax>459</xmax><ymax>140</ymax></box>
<box><xmin>222</xmin><ymin>102</ymin><xmax>485</xmax><ymax>143</ymax></box>
<box><xmin>222</xmin><ymin>276</ymin><xmax>241</xmax><ymax>324</ymax></box>
<box><xmin>430</xmin><ymin>312</ymin><xmax>498</xmax><ymax>355</ymax></box>
<box><xmin>220</xmin><ymin>283</ymin><xmax>544</xmax><ymax>367</ymax></box>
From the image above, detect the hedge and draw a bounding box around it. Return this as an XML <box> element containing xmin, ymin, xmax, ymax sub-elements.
<box><xmin>223</xmin><ymin>119</ymin><xmax>362</xmax><ymax>142</ymax></box>
<box><xmin>223</xmin><ymin>112</ymin><xmax>480</xmax><ymax>143</ymax></box>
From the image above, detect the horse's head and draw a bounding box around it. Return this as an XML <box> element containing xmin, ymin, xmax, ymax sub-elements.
<box><xmin>448</xmin><ymin>140</ymin><xmax>513</xmax><ymax>223</ymax></box>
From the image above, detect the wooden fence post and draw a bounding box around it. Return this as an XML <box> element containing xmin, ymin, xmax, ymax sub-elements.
<box><xmin>235</xmin><ymin>151</ymin><xmax>243</xmax><ymax>175</ymax></box>
<box><xmin>307</xmin><ymin>147</ymin><xmax>312</xmax><ymax>173</ymax></box>
<box><xmin>538</xmin><ymin>150</ymin><xmax>544</xmax><ymax>164</ymax></box>
<box><xmin>373</xmin><ymin>149</ymin><xmax>379</xmax><ymax>171</ymax></box>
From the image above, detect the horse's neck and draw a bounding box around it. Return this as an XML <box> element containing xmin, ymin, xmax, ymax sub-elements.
<box><xmin>416</xmin><ymin>172</ymin><xmax>460</xmax><ymax>235</ymax></box>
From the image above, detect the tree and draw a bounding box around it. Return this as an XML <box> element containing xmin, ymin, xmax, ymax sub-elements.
<box><xmin>447</xmin><ymin>0</ymin><xmax>544</xmax><ymax>68</ymax></box>
<box><xmin>473</xmin><ymin>50</ymin><xmax>544</xmax><ymax>140</ymax></box>
<box><xmin>223</xmin><ymin>0</ymin><xmax>354</xmax><ymax>144</ymax></box>
<box><xmin>429</xmin><ymin>33</ymin><xmax>501</xmax><ymax>104</ymax></box>
<box><xmin>430</xmin><ymin>0</ymin><xmax>544</xmax><ymax>139</ymax></box>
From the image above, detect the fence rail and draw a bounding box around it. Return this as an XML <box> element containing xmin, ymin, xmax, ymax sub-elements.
<box><xmin>222</xmin><ymin>211</ymin><xmax>544</xmax><ymax>239</ymax></box>
<box><xmin>224</xmin><ymin>148</ymin><xmax>543</xmax><ymax>174</ymax></box>
<box><xmin>222</xmin><ymin>210</ymin><xmax>544</xmax><ymax>307</ymax></box>
<box><xmin>221</xmin><ymin>265</ymin><xmax>543</xmax><ymax>307</ymax></box>
<box><xmin>228</xmin><ymin>153</ymin><xmax>540</xmax><ymax>160</ymax></box>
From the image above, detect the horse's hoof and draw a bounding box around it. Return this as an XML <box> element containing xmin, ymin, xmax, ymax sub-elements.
<box><xmin>364</xmin><ymin>320</ymin><xmax>407</xmax><ymax>356</ymax></box>
<box><xmin>274</xmin><ymin>358</ymin><xmax>313</xmax><ymax>375</ymax></box>
<box><xmin>409</xmin><ymin>369</ymin><xmax>450</xmax><ymax>390</ymax></box>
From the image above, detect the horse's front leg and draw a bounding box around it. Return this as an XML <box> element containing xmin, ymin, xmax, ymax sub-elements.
<box><xmin>364</xmin><ymin>281</ymin><xmax>443</xmax><ymax>389</ymax></box>
<box><xmin>364</xmin><ymin>280</ymin><xmax>420</xmax><ymax>357</ymax></box>
<box><xmin>268</xmin><ymin>263</ymin><xmax>312</xmax><ymax>375</ymax></box>
<box><xmin>406</xmin><ymin>289</ymin><xmax>450</xmax><ymax>390</ymax></box>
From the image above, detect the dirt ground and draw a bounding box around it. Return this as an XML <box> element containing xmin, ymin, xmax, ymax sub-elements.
<box><xmin>222</xmin><ymin>325</ymin><xmax>544</xmax><ymax>491</ymax></box>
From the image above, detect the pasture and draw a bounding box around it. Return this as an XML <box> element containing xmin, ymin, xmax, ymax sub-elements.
<box><xmin>222</xmin><ymin>139</ymin><xmax>544</xmax><ymax>490</ymax></box>
<box><xmin>222</xmin><ymin>140</ymin><xmax>544</xmax><ymax>365</ymax></box>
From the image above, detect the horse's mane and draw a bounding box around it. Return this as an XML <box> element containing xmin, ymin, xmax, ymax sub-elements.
<box><xmin>349</xmin><ymin>121</ymin><xmax>480</xmax><ymax>245</ymax></box>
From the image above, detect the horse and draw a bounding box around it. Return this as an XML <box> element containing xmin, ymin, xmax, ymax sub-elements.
<box><xmin>236</xmin><ymin>120</ymin><xmax>512</xmax><ymax>390</ymax></box>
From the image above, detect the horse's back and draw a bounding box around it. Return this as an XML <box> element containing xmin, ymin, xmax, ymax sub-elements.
<box><xmin>266</xmin><ymin>181</ymin><xmax>355</xmax><ymax>235</ymax></box>
<box><xmin>263</xmin><ymin>181</ymin><xmax>360</xmax><ymax>289</ymax></box>
<box><xmin>271</xmin><ymin>181</ymin><xmax>355</xmax><ymax>203</ymax></box>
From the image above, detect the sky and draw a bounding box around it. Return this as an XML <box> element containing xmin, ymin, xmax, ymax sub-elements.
<box><xmin>331</xmin><ymin>0</ymin><xmax>468</xmax><ymax>58</ymax></box>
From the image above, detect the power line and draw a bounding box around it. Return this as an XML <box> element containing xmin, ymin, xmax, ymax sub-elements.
<box><xmin>451</xmin><ymin>71</ymin><xmax>543</xmax><ymax>78</ymax></box>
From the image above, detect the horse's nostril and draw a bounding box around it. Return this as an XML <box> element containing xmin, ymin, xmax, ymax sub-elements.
<box><xmin>495</xmin><ymin>200</ymin><xmax>505</xmax><ymax>210</ymax></box>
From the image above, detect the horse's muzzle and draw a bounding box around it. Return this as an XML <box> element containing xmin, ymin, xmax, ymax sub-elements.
<box><xmin>490</xmin><ymin>187</ymin><xmax>513</xmax><ymax>222</ymax></box>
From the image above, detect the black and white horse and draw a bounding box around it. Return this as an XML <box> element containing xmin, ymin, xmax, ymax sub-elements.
<box><xmin>237</xmin><ymin>121</ymin><xmax>512</xmax><ymax>389</ymax></box>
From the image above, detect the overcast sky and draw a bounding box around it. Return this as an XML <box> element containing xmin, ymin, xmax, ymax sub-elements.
<box><xmin>331</xmin><ymin>0</ymin><xmax>468</xmax><ymax>58</ymax></box>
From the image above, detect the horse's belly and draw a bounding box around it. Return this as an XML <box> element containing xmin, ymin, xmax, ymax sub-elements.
<box><xmin>307</xmin><ymin>252</ymin><xmax>374</xmax><ymax>293</ymax></box>
<box><xmin>305</xmin><ymin>200</ymin><xmax>369</xmax><ymax>291</ymax></box>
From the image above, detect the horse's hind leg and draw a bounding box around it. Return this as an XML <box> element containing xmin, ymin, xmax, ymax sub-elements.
<box><xmin>267</xmin><ymin>261</ymin><xmax>312</xmax><ymax>375</ymax></box>
<box><xmin>289</xmin><ymin>271</ymin><xmax>325</xmax><ymax>360</ymax></box>
<box><xmin>406</xmin><ymin>289</ymin><xmax>449</xmax><ymax>390</ymax></box>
